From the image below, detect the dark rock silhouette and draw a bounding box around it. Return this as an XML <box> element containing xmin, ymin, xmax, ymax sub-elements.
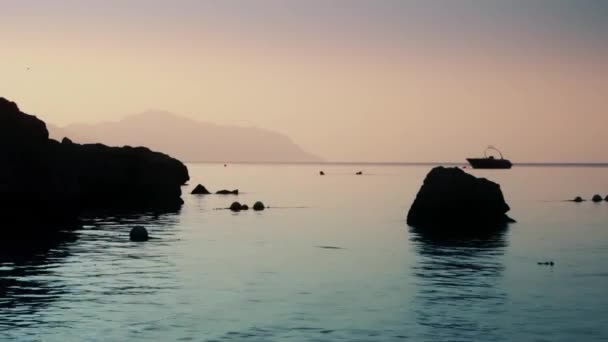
<box><xmin>241</xmin><ymin>204</ymin><xmax>249</xmax><ymax>210</ymax></box>
<box><xmin>253</xmin><ymin>201</ymin><xmax>265</xmax><ymax>211</ymax></box>
<box><xmin>572</xmin><ymin>196</ymin><xmax>585</xmax><ymax>203</ymax></box>
<box><xmin>605</xmin><ymin>195</ymin><xmax>608</xmax><ymax>202</ymax></box>
<box><xmin>407</xmin><ymin>167</ymin><xmax>515</xmax><ymax>229</ymax></box>
<box><xmin>0</xmin><ymin>97</ymin><xmax>189</xmax><ymax>228</ymax></box>
<box><xmin>320</xmin><ymin>171</ymin><xmax>325</xmax><ymax>176</ymax></box>
<box><xmin>129</xmin><ymin>226</ymin><xmax>149</xmax><ymax>241</ymax></box>
<box><xmin>191</xmin><ymin>184</ymin><xmax>211</xmax><ymax>195</ymax></box>
<box><xmin>230</xmin><ymin>202</ymin><xmax>242</xmax><ymax>212</ymax></box>
<box><xmin>216</xmin><ymin>189</ymin><xmax>239</xmax><ymax>195</ymax></box>
<box><xmin>356</xmin><ymin>171</ymin><xmax>363</xmax><ymax>175</ymax></box>
<box><xmin>592</xmin><ymin>194</ymin><xmax>603</xmax><ymax>202</ymax></box>
<box><xmin>537</xmin><ymin>261</ymin><xmax>555</xmax><ymax>266</ymax></box>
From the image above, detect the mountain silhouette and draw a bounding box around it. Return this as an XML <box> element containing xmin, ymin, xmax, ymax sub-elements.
<box><xmin>48</xmin><ymin>111</ymin><xmax>322</xmax><ymax>163</ymax></box>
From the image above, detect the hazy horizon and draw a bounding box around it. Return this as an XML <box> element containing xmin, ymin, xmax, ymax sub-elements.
<box><xmin>2</xmin><ymin>0</ymin><xmax>607</xmax><ymax>162</ymax></box>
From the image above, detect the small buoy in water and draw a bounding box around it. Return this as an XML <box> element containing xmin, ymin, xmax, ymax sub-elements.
<box><xmin>130</xmin><ymin>226</ymin><xmax>149</xmax><ymax>242</ymax></box>
<box><xmin>320</xmin><ymin>171</ymin><xmax>325</xmax><ymax>176</ymax></box>
<box><xmin>253</xmin><ymin>201</ymin><xmax>265</xmax><ymax>211</ymax></box>
<box><xmin>230</xmin><ymin>202</ymin><xmax>242</xmax><ymax>212</ymax></box>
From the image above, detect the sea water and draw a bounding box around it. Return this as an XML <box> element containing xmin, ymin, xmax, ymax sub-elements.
<box><xmin>1</xmin><ymin>164</ymin><xmax>607</xmax><ymax>341</ymax></box>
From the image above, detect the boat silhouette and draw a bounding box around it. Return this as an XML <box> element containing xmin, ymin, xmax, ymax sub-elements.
<box><xmin>467</xmin><ymin>146</ymin><xmax>512</xmax><ymax>169</ymax></box>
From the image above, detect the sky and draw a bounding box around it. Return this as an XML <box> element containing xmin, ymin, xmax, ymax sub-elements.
<box><xmin>1</xmin><ymin>0</ymin><xmax>607</xmax><ymax>162</ymax></box>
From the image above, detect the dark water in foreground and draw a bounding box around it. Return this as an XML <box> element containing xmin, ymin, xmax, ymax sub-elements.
<box><xmin>1</xmin><ymin>164</ymin><xmax>608</xmax><ymax>341</ymax></box>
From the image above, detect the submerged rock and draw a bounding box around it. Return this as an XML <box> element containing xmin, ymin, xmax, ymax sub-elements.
<box><xmin>129</xmin><ymin>226</ymin><xmax>149</xmax><ymax>242</ymax></box>
<box><xmin>592</xmin><ymin>194</ymin><xmax>603</xmax><ymax>202</ymax></box>
<box><xmin>230</xmin><ymin>202</ymin><xmax>242</xmax><ymax>212</ymax></box>
<box><xmin>216</xmin><ymin>189</ymin><xmax>239</xmax><ymax>195</ymax></box>
<box><xmin>191</xmin><ymin>184</ymin><xmax>211</xmax><ymax>195</ymax></box>
<box><xmin>253</xmin><ymin>201</ymin><xmax>265</xmax><ymax>211</ymax></box>
<box><xmin>0</xmin><ymin>97</ymin><xmax>189</xmax><ymax>228</ymax></box>
<box><xmin>407</xmin><ymin>167</ymin><xmax>514</xmax><ymax>229</ymax></box>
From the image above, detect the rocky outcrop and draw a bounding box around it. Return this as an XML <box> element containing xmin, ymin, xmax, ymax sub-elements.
<box><xmin>0</xmin><ymin>97</ymin><xmax>189</xmax><ymax>228</ymax></box>
<box><xmin>592</xmin><ymin>194</ymin><xmax>603</xmax><ymax>203</ymax></box>
<box><xmin>191</xmin><ymin>184</ymin><xmax>211</xmax><ymax>195</ymax></box>
<box><xmin>572</xmin><ymin>196</ymin><xmax>585</xmax><ymax>203</ymax></box>
<box><xmin>216</xmin><ymin>189</ymin><xmax>238</xmax><ymax>195</ymax></box>
<box><xmin>230</xmin><ymin>202</ymin><xmax>243</xmax><ymax>212</ymax></box>
<box><xmin>253</xmin><ymin>201</ymin><xmax>265</xmax><ymax>211</ymax></box>
<box><xmin>407</xmin><ymin>167</ymin><xmax>514</xmax><ymax>229</ymax></box>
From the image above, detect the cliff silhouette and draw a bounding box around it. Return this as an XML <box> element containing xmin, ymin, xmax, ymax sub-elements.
<box><xmin>0</xmin><ymin>98</ymin><xmax>189</xmax><ymax>231</ymax></box>
<box><xmin>49</xmin><ymin>111</ymin><xmax>322</xmax><ymax>163</ymax></box>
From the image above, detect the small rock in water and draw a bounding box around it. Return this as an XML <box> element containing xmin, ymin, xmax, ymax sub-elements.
<box><xmin>191</xmin><ymin>184</ymin><xmax>211</xmax><ymax>195</ymax></box>
<box><xmin>230</xmin><ymin>202</ymin><xmax>242</xmax><ymax>212</ymax></box>
<box><xmin>537</xmin><ymin>261</ymin><xmax>555</xmax><ymax>266</ymax></box>
<box><xmin>572</xmin><ymin>196</ymin><xmax>584</xmax><ymax>203</ymax></box>
<box><xmin>241</xmin><ymin>204</ymin><xmax>249</xmax><ymax>210</ymax></box>
<box><xmin>130</xmin><ymin>226</ymin><xmax>149</xmax><ymax>242</ymax></box>
<box><xmin>217</xmin><ymin>189</ymin><xmax>238</xmax><ymax>195</ymax></box>
<box><xmin>605</xmin><ymin>195</ymin><xmax>608</xmax><ymax>202</ymax></box>
<box><xmin>253</xmin><ymin>201</ymin><xmax>265</xmax><ymax>211</ymax></box>
<box><xmin>320</xmin><ymin>171</ymin><xmax>325</xmax><ymax>176</ymax></box>
<box><xmin>356</xmin><ymin>171</ymin><xmax>363</xmax><ymax>175</ymax></box>
<box><xmin>592</xmin><ymin>194</ymin><xmax>603</xmax><ymax>202</ymax></box>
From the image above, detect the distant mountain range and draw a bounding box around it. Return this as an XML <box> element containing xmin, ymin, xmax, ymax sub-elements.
<box><xmin>47</xmin><ymin>111</ymin><xmax>321</xmax><ymax>163</ymax></box>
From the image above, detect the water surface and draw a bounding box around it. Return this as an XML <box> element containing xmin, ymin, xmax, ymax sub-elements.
<box><xmin>1</xmin><ymin>164</ymin><xmax>608</xmax><ymax>341</ymax></box>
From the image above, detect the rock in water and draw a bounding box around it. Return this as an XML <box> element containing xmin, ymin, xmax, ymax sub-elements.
<box><xmin>241</xmin><ymin>204</ymin><xmax>249</xmax><ymax>210</ymax></box>
<box><xmin>592</xmin><ymin>194</ymin><xmax>603</xmax><ymax>202</ymax></box>
<box><xmin>253</xmin><ymin>201</ymin><xmax>265</xmax><ymax>211</ymax></box>
<box><xmin>130</xmin><ymin>226</ymin><xmax>149</xmax><ymax>241</ymax></box>
<box><xmin>572</xmin><ymin>196</ymin><xmax>584</xmax><ymax>203</ymax></box>
<box><xmin>230</xmin><ymin>202</ymin><xmax>242</xmax><ymax>212</ymax></box>
<box><xmin>605</xmin><ymin>195</ymin><xmax>608</xmax><ymax>202</ymax></box>
<box><xmin>320</xmin><ymin>171</ymin><xmax>325</xmax><ymax>176</ymax></box>
<box><xmin>191</xmin><ymin>184</ymin><xmax>211</xmax><ymax>195</ymax></box>
<box><xmin>0</xmin><ymin>97</ymin><xmax>189</xmax><ymax>228</ymax></box>
<box><xmin>216</xmin><ymin>189</ymin><xmax>238</xmax><ymax>195</ymax></box>
<box><xmin>407</xmin><ymin>167</ymin><xmax>514</xmax><ymax>229</ymax></box>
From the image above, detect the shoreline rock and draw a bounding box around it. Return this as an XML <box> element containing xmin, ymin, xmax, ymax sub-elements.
<box><xmin>0</xmin><ymin>97</ymin><xmax>189</xmax><ymax>228</ymax></box>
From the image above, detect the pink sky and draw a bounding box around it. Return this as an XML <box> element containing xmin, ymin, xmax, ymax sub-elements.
<box><xmin>1</xmin><ymin>1</ymin><xmax>607</xmax><ymax>162</ymax></box>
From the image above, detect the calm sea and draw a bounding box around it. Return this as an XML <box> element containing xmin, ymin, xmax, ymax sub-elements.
<box><xmin>1</xmin><ymin>163</ymin><xmax>608</xmax><ymax>341</ymax></box>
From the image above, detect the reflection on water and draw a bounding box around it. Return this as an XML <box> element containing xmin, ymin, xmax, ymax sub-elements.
<box><xmin>0</xmin><ymin>209</ymin><xmax>181</xmax><ymax>339</ymax></box>
<box><xmin>0</xmin><ymin>231</ymin><xmax>76</xmax><ymax>328</ymax></box>
<box><xmin>410</xmin><ymin>225</ymin><xmax>509</xmax><ymax>341</ymax></box>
